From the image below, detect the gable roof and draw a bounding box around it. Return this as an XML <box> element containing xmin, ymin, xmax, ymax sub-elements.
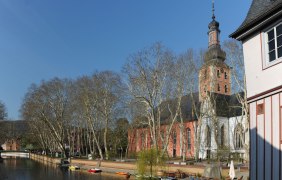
<box><xmin>159</xmin><ymin>93</ymin><xmax>200</xmax><ymax>123</ymax></box>
<box><xmin>132</xmin><ymin>91</ymin><xmax>244</xmax><ymax>129</ymax></box>
<box><xmin>230</xmin><ymin>0</ymin><xmax>282</xmax><ymax>40</ymax></box>
<box><xmin>212</xmin><ymin>92</ymin><xmax>244</xmax><ymax>117</ymax></box>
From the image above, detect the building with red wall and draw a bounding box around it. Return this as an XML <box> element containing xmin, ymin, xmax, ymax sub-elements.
<box><xmin>128</xmin><ymin>2</ymin><xmax>248</xmax><ymax>160</ymax></box>
<box><xmin>128</xmin><ymin>120</ymin><xmax>196</xmax><ymax>158</ymax></box>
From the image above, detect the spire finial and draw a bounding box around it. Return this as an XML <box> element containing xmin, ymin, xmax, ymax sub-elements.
<box><xmin>212</xmin><ymin>0</ymin><xmax>215</xmax><ymax>20</ymax></box>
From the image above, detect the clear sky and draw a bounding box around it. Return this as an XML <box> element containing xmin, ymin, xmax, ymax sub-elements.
<box><xmin>0</xmin><ymin>0</ymin><xmax>252</xmax><ymax>119</ymax></box>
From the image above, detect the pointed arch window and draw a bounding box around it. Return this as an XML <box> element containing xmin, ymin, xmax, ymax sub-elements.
<box><xmin>187</xmin><ymin>128</ymin><xmax>191</xmax><ymax>151</ymax></box>
<box><xmin>141</xmin><ymin>133</ymin><xmax>145</xmax><ymax>149</ymax></box>
<box><xmin>173</xmin><ymin>131</ymin><xmax>177</xmax><ymax>148</ymax></box>
<box><xmin>234</xmin><ymin>124</ymin><xmax>244</xmax><ymax>149</ymax></box>
<box><xmin>220</xmin><ymin>125</ymin><xmax>225</xmax><ymax>147</ymax></box>
<box><xmin>224</xmin><ymin>72</ymin><xmax>228</xmax><ymax>79</ymax></box>
<box><xmin>217</xmin><ymin>84</ymin><xmax>221</xmax><ymax>92</ymax></box>
<box><xmin>206</xmin><ymin>126</ymin><xmax>211</xmax><ymax>147</ymax></box>
<box><xmin>160</xmin><ymin>131</ymin><xmax>165</xmax><ymax>149</ymax></box>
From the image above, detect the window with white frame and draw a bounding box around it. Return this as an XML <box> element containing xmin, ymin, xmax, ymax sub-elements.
<box><xmin>265</xmin><ymin>23</ymin><xmax>282</xmax><ymax>64</ymax></box>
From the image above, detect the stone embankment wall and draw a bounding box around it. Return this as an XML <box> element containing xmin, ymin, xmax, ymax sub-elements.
<box><xmin>29</xmin><ymin>154</ymin><xmax>205</xmax><ymax>175</ymax></box>
<box><xmin>30</xmin><ymin>153</ymin><xmax>61</xmax><ymax>165</ymax></box>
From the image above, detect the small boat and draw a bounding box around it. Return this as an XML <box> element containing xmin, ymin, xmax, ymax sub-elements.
<box><xmin>116</xmin><ymin>172</ymin><xmax>129</xmax><ymax>175</ymax></box>
<box><xmin>69</xmin><ymin>165</ymin><xmax>80</xmax><ymax>171</ymax></box>
<box><xmin>88</xmin><ymin>168</ymin><xmax>102</xmax><ymax>173</ymax></box>
<box><xmin>116</xmin><ymin>172</ymin><xmax>131</xmax><ymax>179</ymax></box>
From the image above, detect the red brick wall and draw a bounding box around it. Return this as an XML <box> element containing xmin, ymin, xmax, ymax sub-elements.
<box><xmin>128</xmin><ymin>121</ymin><xmax>196</xmax><ymax>158</ymax></box>
<box><xmin>199</xmin><ymin>65</ymin><xmax>231</xmax><ymax>101</ymax></box>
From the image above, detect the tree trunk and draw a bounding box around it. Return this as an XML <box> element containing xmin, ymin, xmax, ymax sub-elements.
<box><xmin>103</xmin><ymin>118</ymin><xmax>109</xmax><ymax>160</ymax></box>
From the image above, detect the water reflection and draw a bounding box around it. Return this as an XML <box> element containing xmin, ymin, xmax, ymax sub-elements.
<box><xmin>0</xmin><ymin>157</ymin><xmax>127</xmax><ymax>180</ymax></box>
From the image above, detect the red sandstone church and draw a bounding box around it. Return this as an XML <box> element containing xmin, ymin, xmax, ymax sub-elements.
<box><xmin>128</xmin><ymin>119</ymin><xmax>196</xmax><ymax>158</ymax></box>
<box><xmin>128</xmin><ymin>2</ymin><xmax>248</xmax><ymax>160</ymax></box>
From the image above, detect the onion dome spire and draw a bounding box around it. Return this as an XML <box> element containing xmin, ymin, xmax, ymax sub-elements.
<box><xmin>204</xmin><ymin>0</ymin><xmax>226</xmax><ymax>62</ymax></box>
<box><xmin>212</xmin><ymin>0</ymin><xmax>215</xmax><ymax>20</ymax></box>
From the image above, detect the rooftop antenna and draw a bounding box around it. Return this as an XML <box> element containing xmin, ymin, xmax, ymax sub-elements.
<box><xmin>212</xmin><ymin>0</ymin><xmax>215</xmax><ymax>20</ymax></box>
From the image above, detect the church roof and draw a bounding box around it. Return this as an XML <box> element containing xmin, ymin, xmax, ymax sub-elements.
<box><xmin>132</xmin><ymin>91</ymin><xmax>244</xmax><ymax>129</ymax></box>
<box><xmin>160</xmin><ymin>92</ymin><xmax>244</xmax><ymax>123</ymax></box>
<box><xmin>230</xmin><ymin>0</ymin><xmax>282</xmax><ymax>39</ymax></box>
<box><xmin>212</xmin><ymin>92</ymin><xmax>244</xmax><ymax>117</ymax></box>
<box><xmin>159</xmin><ymin>93</ymin><xmax>200</xmax><ymax>124</ymax></box>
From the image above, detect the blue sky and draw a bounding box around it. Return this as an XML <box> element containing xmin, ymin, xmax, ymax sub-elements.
<box><xmin>0</xmin><ymin>0</ymin><xmax>252</xmax><ymax>119</ymax></box>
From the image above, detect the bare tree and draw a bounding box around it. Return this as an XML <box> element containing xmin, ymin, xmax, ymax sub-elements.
<box><xmin>71</xmin><ymin>71</ymin><xmax>125</xmax><ymax>160</ymax></box>
<box><xmin>21</xmin><ymin>78</ymin><xmax>73</xmax><ymax>157</ymax></box>
<box><xmin>223</xmin><ymin>39</ymin><xmax>249</xmax><ymax>161</ymax></box>
<box><xmin>175</xmin><ymin>49</ymin><xmax>197</xmax><ymax>162</ymax></box>
<box><xmin>0</xmin><ymin>101</ymin><xmax>7</xmax><ymax>120</ymax></box>
<box><xmin>73</xmin><ymin>76</ymin><xmax>104</xmax><ymax>159</ymax></box>
<box><xmin>123</xmin><ymin>43</ymin><xmax>195</xmax><ymax>158</ymax></box>
<box><xmin>92</xmin><ymin>71</ymin><xmax>125</xmax><ymax>160</ymax></box>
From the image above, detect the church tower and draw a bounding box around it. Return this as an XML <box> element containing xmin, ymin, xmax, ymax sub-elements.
<box><xmin>199</xmin><ymin>2</ymin><xmax>231</xmax><ymax>101</ymax></box>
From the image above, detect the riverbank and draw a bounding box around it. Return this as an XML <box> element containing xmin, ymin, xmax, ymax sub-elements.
<box><xmin>30</xmin><ymin>154</ymin><xmax>249</xmax><ymax>179</ymax></box>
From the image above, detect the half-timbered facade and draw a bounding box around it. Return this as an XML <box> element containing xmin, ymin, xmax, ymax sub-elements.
<box><xmin>231</xmin><ymin>0</ymin><xmax>282</xmax><ymax>179</ymax></box>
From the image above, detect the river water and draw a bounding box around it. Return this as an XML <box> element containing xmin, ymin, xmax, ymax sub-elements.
<box><xmin>0</xmin><ymin>157</ymin><xmax>128</xmax><ymax>180</ymax></box>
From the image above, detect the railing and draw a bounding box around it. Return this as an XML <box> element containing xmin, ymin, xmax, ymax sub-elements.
<box><xmin>0</xmin><ymin>150</ymin><xmax>30</xmax><ymax>158</ymax></box>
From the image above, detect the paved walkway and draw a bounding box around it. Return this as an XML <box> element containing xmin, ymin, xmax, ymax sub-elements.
<box><xmin>70</xmin><ymin>158</ymin><xmax>249</xmax><ymax>179</ymax></box>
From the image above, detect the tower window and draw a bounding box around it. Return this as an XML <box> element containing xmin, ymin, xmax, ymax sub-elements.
<box><xmin>204</xmin><ymin>70</ymin><xmax>207</xmax><ymax>79</ymax></box>
<box><xmin>224</xmin><ymin>72</ymin><xmax>227</xmax><ymax>79</ymax></box>
<box><xmin>224</xmin><ymin>85</ymin><xmax>228</xmax><ymax>93</ymax></box>
<box><xmin>217</xmin><ymin>70</ymin><xmax>220</xmax><ymax>78</ymax></box>
<box><xmin>217</xmin><ymin>84</ymin><xmax>220</xmax><ymax>92</ymax></box>
<box><xmin>204</xmin><ymin>85</ymin><xmax>207</xmax><ymax>93</ymax></box>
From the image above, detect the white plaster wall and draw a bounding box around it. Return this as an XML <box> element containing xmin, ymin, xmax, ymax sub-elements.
<box><xmin>228</xmin><ymin>116</ymin><xmax>248</xmax><ymax>154</ymax></box>
<box><xmin>198</xmin><ymin>115</ymin><xmax>248</xmax><ymax>159</ymax></box>
<box><xmin>243</xmin><ymin>32</ymin><xmax>282</xmax><ymax>98</ymax></box>
<box><xmin>198</xmin><ymin>117</ymin><xmax>219</xmax><ymax>159</ymax></box>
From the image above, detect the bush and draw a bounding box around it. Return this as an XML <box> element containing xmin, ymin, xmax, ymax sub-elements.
<box><xmin>136</xmin><ymin>148</ymin><xmax>167</xmax><ymax>177</ymax></box>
